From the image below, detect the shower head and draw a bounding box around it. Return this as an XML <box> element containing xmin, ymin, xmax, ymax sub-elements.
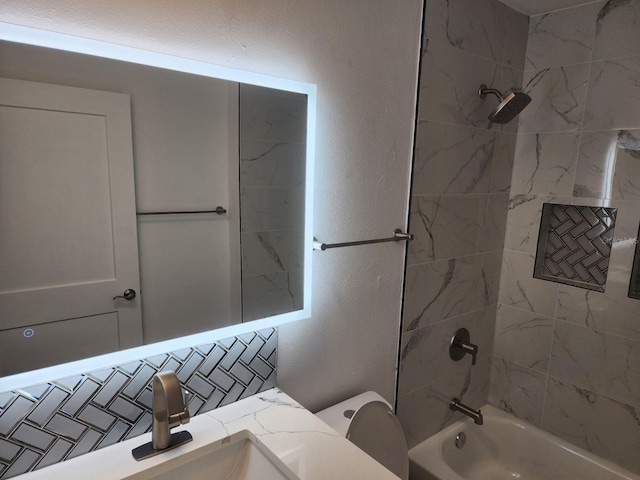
<box><xmin>478</xmin><ymin>84</ymin><xmax>531</xmax><ymax>124</ymax></box>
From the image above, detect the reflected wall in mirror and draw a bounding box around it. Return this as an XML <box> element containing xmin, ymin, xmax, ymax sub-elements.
<box><xmin>239</xmin><ymin>85</ymin><xmax>306</xmax><ymax>322</ymax></box>
<box><xmin>0</xmin><ymin>36</ymin><xmax>312</xmax><ymax>377</ymax></box>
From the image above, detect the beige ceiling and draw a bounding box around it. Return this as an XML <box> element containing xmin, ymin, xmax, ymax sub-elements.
<box><xmin>498</xmin><ymin>0</ymin><xmax>601</xmax><ymax>15</ymax></box>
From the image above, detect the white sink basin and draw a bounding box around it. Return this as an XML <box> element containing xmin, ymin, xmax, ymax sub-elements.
<box><xmin>125</xmin><ymin>430</ymin><xmax>300</xmax><ymax>480</ymax></box>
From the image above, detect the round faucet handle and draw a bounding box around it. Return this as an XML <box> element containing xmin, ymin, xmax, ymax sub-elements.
<box><xmin>450</xmin><ymin>327</ymin><xmax>479</xmax><ymax>366</ymax></box>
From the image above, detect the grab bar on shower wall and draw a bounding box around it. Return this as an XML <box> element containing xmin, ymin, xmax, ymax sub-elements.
<box><xmin>313</xmin><ymin>229</ymin><xmax>413</xmax><ymax>251</ymax></box>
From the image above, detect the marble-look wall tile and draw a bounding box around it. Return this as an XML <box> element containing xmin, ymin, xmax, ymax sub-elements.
<box><xmin>412</xmin><ymin>121</ymin><xmax>494</xmax><ymax>194</ymax></box>
<box><xmin>519</xmin><ymin>64</ymin><xmax>590</xmax><ymax>133</ymax></box>
<box><xmin>499</xmin><ymin>250</ymin><xmax>559</xmax><ymax>317</ymax></box>
<box><xmin>240</xmin><ymin>141</ymin><xmax>305</xmax><ymax>188</ymax></box>
<box><xmin>542</xmin><ymin>377</ymin><xmax>640</xmax><ymax>473</ymax></box>
<box><xmin>511</xmin><ymin>133</ymin><xmax>579</xmax><ymax>196</ymax></box>
<box><xmin>239</xmin><ymin>87</ymin><xmax>307</xmax><ymax>143</ymax></box>
<box><xmin>569</xmin><ymin>196</ymin><xmax>610</xmax><ymax>207</ymax></box>
<box><xmin>425</xmin><ymin>0</ymin><xmax>528</xmax><ymax>69</ymax></box>
<box><xmin>479</xmin><ymin>193</ymin><xmax>509</xmax><ymax>252</ymax></box>
<box><xmin>502</xmin><ymin>5</ymin><xmax>529</xmax><ymax>71</ymax></box>
<box><xmin>489</xmin><ymin>356</ymin><xmax>546</xmax><ymax>426</ymax></box>
<box><xmin>398</xmin><ymin>355</ymin><xmax>491</xmax><ymax>448</ymax></box>
<box><xmin>403</xmin><ymin>255</ymin><xmax>483</xmax><ymax>332</ymax></box>
<box><xmin>490</xmin><ymin>132</ymin><xmax>517</xmax><ymax>193</ymax></box>
<box><xmin>583</xmin><ymin>56</ymin><xmax>640</xmax><ymax>131</ymax></box>
<box><xmin>408</xmin><ymin>194</ymin><xmax>482</xmax><ymax>264</ymax></box>
<box><xmin>493</xmin><ymin>304</ymin><xmax>554</xmax><ymax>372</ymax></box>
<box><xmin>481</xmin><ymin>250</ymin><xmax>504</xmax><ymax>306</ymax></box>
<box><xmin>504</xmin><ymin>194</ymin><xmax>571</xmax><ymax>254</ymax></box>
<box><xmin>240</xmin><ymin>229</ymin><xmax>303</xmax><ymax>275</ymax></box>
<box><xmin>399</xmin><ymin>321</ymin><xmax>452</xmax><ymax>397</ymax></box>
<box><xmin>499</xmin><ymin>64</ymin><xmax>526</xmax><ymax>95</ymax></box>
<box><xmin>242</xmin><ymin>270</ymin><xmax>303</xmax><ymax>322</ymax></box>
<box><xmin>504</xmin><ymin>195</ymin><xmax>542</xmax><ymax>252</ymax></box>
<box><xmin>573</xmin><ymin>129</ymin><xmax>640</xmax><ymax>201</ymax></box>
<box><xmin>418</xmin><ymin>39</ymin><xmax>500</xmax><ymax>127</ymax></box>
<box><xmin>550</xmin><ymin>320</ymin><xmax>640</xmax><ymax>407</ymax></box>
<box><xmin>525</xmin><ymin>4</ymin><xmax>599</xmax><ymax>71</ymax></box>
<box><xmin>425</xmin><ymin>0</ymin><xmax>506</xmax><ymax>62</ymax></box>
<box><xmin>573</xmin><ymin>130</ymin><xmax>622</xmax><ymax>199</ymax></box>
<box><xmin>556</xmin><ymin>283</ymin><xmax>640</xmax><ymax>342</ymax></box>
<box><xmin>399</xmin><ymin>306</ymin><xmax>495</xmax><ymax>396</ymax></box>
<box><xmin>240</xmin><ymin>186</ymin><xmax>304</xmax><ymax>232</ymax></box>
<box><xmin>593</xmin><ymin>0</ymin><xmax>640</xmax><ymax>61</ymax></box>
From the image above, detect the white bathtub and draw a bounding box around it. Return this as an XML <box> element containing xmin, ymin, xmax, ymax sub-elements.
<box><xmin>409</xmin><ymin>404</ymin><xmax>640</xmax><ymax>480</ymax></box>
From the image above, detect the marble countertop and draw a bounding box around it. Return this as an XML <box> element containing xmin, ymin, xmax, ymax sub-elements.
<box><xmin>19</xmin><ymin>388</ymin><xmax>399</xmax><ymax>479</ymax></box>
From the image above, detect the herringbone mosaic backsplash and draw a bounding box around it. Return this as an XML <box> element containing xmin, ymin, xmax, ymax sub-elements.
<box><xmin>0</xmin><ymin>328</ymin><xmax>277</xmax><ymax>478</ymax></box>
<box><xmin>534</xmin><ymin>203</ymin><xmax>617</xmax><ymax>291</ymax></box>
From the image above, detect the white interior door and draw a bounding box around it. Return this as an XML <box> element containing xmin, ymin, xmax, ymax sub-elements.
<box><xmin>0</xmin><ymin>78</ymin><xmax>142</xmax><ymax>374</ymax></box>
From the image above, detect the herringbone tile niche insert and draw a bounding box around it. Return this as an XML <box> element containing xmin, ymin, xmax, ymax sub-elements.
<box><xmin>534</xmin><ymin>203</ymin><xmax>618</xmax><ymax>292</ymax></box>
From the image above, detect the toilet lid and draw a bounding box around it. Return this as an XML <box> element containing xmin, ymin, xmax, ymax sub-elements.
<box><xmin>346</xmin><ymin>401</ymin><xmax>409</xmax><ymax>480</ymax></box>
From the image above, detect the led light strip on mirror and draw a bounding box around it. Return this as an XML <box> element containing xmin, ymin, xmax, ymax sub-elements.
<box><xmin>0</xmin><ymin>22</ymin><xmax>315</xmax><ymax>392</ymax></box>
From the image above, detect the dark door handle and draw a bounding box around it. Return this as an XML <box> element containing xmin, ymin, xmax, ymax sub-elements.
<box><xmin>113</xmin><ymin>288</ymin><xmax>136</xmax><ymax>301</ymax></box>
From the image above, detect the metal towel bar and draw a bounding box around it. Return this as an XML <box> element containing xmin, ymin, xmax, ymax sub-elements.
<box><xmin>137</xmin><ymin>206</ymin><xmax>227</xmax><ymax>216</ymax></box>
<box><xmin>313</xmin><ymin>229</ymin><xmax>413</xmax><ymax>251</ymax></box>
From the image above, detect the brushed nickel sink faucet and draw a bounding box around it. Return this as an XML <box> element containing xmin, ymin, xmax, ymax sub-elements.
<box><xmin>132</xmin><ymin>370</ymin><xmax>193</xmax><ymax>460</ymax></box>
<box><xmin>152</xmin><ymin>370</ymin><xmax>192</xmax><ymax>449</ymax></box>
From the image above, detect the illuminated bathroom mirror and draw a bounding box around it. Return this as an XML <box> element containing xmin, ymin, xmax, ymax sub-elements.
<box><xmin>0</xmin><ymin>24</ymin><xmax>315</xmax><ymax>386</ymax></box>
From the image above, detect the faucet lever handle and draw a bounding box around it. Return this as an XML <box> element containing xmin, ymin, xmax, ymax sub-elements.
<box><xmin>450</xmin><ymin>328</ymin><xmax>479</xmax><ymax>366</ymax></box>
<box><xmin>462</xmin><ymin>342</ymin><xmax>478</xmax><ymax>365</ymax></box>
<box><xmin>166</xmin><ymin>389</ymin><xmax>192</xmax><ymax>425</ymax></box>
<box><xmin>181</xmin><ymin>390</ymin><xmax>192</xmax><ymax>424</ymax></box>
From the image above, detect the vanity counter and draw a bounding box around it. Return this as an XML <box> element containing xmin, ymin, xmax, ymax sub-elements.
<box><xmin>18</xmin><ymin>388</ymin><xmax>399</xmax><ymax>479</ymax></box>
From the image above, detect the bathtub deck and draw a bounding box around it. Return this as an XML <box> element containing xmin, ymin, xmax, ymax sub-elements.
<box><xmin>408</xmin><ymin>404</ymin><xmax>640</xmax><ymax>480</ymax></box>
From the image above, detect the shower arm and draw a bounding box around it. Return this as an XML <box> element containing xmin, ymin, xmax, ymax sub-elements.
<box><xmin>478</xmin><ymin>84</ymin><xmax>504</xmax><ymax>101</ymax></box>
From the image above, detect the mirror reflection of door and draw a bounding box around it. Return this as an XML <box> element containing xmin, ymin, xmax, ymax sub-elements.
<box><xmin>0</xmin><ymin>39</ymin><xmax>310</xmax><ymax>376</ymax></box>
<box><xmin>0</xmin><ymin>78</ymin><xmax>142</xmax><ymax>375</ymax></box>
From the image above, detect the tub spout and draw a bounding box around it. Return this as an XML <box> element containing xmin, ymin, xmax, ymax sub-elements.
<box><xmin>450</xmin><ymin>398</ymin><xmax>483</xmax><ymax>425</ymax></box>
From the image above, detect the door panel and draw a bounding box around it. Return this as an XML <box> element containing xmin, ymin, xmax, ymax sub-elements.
<box><xmin>0</xmin><ymin>106</ymin><xmax>115</xmax><ymax>291</ymax></box>
<box><xmin>0</xmin><ymin>78</ymin><xmax>142</xmax><ymax>370</ymax></box>
<box><xmin>0</xmin><ymin>313</ymin><xmax>121</xmax><ymax>376</ymax></box>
